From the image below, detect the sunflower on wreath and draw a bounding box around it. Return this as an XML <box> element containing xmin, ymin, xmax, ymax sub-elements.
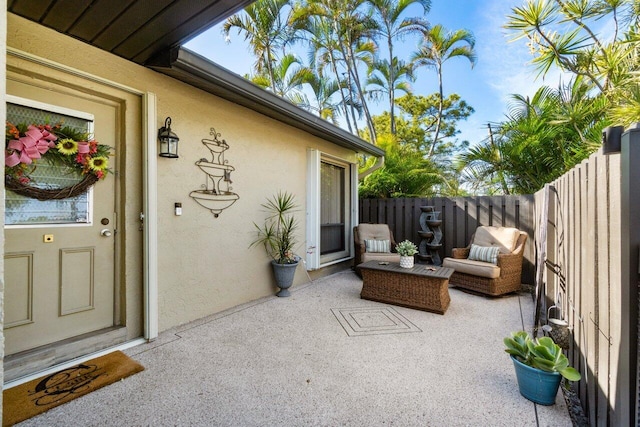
<box><xmin>5</xmin><ymin>121</ymin><xmax>113</xmax><ymax>200</ymax></box>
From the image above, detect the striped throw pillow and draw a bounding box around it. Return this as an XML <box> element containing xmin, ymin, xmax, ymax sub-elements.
<box><xmin>468</xmin><ymin>244</ymin><xmax>500</xmax><ymax>265</ymax></box>
<box><xmin>365</xmin><ymin>239</ymin><xmax>390</xmax><ymax>253</ymax></box>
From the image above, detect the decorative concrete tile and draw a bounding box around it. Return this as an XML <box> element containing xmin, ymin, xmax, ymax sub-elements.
<box><xmin>331</xmin><ymin>306</ymin><xmax>422</xmax><ymax>337</ymax></box>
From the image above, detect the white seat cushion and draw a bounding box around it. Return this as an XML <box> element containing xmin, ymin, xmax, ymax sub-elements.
<box><xmin>443</xmin><ymin>257</ymin><xmax>501</xmax><ymax>279</ymax></box>
<box><xmin>473</xmin><ymin>226</ymin><xmax>519</xmax><ymax>254</ymax></box>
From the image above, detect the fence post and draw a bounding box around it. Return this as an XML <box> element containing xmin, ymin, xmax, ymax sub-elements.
<box><xmin>619</xmin><ymin>125</ymin><xmax>640</xmax><ymax>426</ymax></box>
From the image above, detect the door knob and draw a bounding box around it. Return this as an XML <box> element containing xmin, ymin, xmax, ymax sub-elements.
<box><xmin>100</xmin><ymin>229</ymin><xmax>112</xmax><ymax>237</ymax></box>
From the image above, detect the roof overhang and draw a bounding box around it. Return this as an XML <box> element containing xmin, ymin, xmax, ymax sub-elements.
<box><xmin>7</xmin><ymin>0</ymin><xmax>383</xmax><ymax>157</ymax></box>
<box><xmin>7</xmin><ymin>0</ymin><xmax>256</xmax><ymax>65</ymax></box>
<box><xmin>148</xmin><ymin>47</ymin><xmax>384</xmax><ymax>157</ymax></box>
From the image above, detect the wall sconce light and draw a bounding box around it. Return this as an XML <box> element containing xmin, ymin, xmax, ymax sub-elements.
<box><xmin>158</xmin><ymin>117</ymin><xmax>179</xmax><ymax>158</ymax></box>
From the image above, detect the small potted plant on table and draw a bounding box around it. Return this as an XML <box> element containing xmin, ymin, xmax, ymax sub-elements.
<box><xmin>504</xmin><ymin>331</ymin><xmax>581</xmax><ymax>405</ymax></box>
<box><xmin>250</xmin><ymin>191</ymin><xmax>300</xmax><ymax>297</ymax></box>
<box><xmin>396</xmin><ymin>240</ymin><xmax>418</xmax><ymax>268</ymax></box>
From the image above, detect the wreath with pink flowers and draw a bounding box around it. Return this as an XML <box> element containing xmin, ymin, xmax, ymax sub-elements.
<box><xmin>5</xmin><ymin>121</ymin><xmax>112</xmax><ymax>200</ymax></box>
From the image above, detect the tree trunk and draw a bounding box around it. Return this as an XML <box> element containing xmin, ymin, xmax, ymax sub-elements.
<box><xmin>388</xmin><ymin>32</ymin><xmax>396</xmax><ymax>135</ymax></box>
<box><xmin>429</xmin><ymin>63</ymin><xmax>444</xmax><ymax>157</ymax></box>
<box><xmin>346</xmin><ymin>43</ymin><xmax>376</xmax><ymax>144</ymax></box>
<box><xmin>346</xmin><ymin>71</ymin><xmax>361</xmax><ymax>137</ymax></box>
<box><xmin>329</xmin><ymin>52</ymin><xmax>354</xmax><ymax>134</ymax></box>
<box><xmin>265</xmin><ymin>47</ymin><xmax>277</xmax><ymax>94</ymax></box>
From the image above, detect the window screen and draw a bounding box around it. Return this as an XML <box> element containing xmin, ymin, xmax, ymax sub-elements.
<box><xmin>5</xmin><ymin>102</ymin><xmax>93</xmax><ymax>226</ymax></box>
<box><xmin>320</xmin><ymin>161</ymin><xmax>346</xmax><ymax>255</ymax></box>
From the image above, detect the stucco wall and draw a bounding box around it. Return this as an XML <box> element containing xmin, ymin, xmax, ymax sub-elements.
<box><xmin>1</xmin><ymin>0</ymin><xmax>8</xmax><ymax>412</ymax></box>
<box><xmin>7</xmin><ymin>14</ymin><xmax>357</xmax><ymax>332</ymax></box>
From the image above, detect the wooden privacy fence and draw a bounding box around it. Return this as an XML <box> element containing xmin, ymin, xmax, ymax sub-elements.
<box><xmin>536</xmin><ymin>152</ymin><xmax>620</xmax><ymax>426</ymax></box>
<box><xmin>359</xmin><ymin>132</ymin><xmax>640</xmax><ymax>424</ymax></box>
<box><xmin>536</xmin><ymin>133</ymin><xmax>640</xmax><ymax>426</ymax></box>
<box><xmin>358</xmin><ymin>196</ymin><xmax>536</xmax><ymax>285</ymax></box>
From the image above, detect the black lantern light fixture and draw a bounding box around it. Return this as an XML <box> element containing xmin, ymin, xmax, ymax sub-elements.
<box><xmin>158</xmin><ymin>116</ymin><xmax>179</xmax><ymax>158</ymax></box>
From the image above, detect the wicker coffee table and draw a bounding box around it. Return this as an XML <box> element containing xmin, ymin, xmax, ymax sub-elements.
<box><xmin>358</xmin><ymin>261</ymin><xmax>455</xmax><ymax>314</ymax></box>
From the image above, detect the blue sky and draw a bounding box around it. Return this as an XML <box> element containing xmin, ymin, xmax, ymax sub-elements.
<box><xmin>184</xmin><ymin>0</ymin><xmax>563</xmax><ymax>146</ymax></box>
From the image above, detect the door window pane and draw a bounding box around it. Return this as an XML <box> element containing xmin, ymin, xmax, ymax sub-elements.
<box><xmin>5</xmin><ymin>102</ymin><xmax>92</xmax><ymax>226</ymax></box>
<box><xmin>320</xmin><ymin>161</ymin><xmax>345</xmax><ymax>255</ymax></box>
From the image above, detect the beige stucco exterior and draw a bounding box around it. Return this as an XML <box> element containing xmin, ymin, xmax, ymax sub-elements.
<box><xmin>1</xmin><ymin>0</ymin><xmax>7</xmax><ymax>407</ymax></box>
<box><xmin>5</xmin><ymin>13</ymin><xmax>359</xmax><ymax>335</ymax></box>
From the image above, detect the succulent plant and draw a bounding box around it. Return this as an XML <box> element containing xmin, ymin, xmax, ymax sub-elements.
<box><xmin>504</xmin><ymin>331</ymin><xmax>581</xmax><ymax>381</ymax></box>
<box><xmin>395</xmin><ymin>240</ymin><xmax>418</xmax><ymax>256</ymax></box>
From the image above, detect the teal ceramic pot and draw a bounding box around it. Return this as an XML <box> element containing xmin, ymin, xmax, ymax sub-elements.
<box><xmin>511</xmin><ymin>356</ymin><xmax>562</xmax><ymax>405</ymax></box>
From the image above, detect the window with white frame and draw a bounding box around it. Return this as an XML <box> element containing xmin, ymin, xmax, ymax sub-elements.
<box><xmin>306</xmin><ymin>150</ymin><xmax>357</xmax><ymax>269</ymax></box>
<box><xmin>5</xmin><ymin>97</ymin><xmax>95</xmax><ymax>227</ymax></box>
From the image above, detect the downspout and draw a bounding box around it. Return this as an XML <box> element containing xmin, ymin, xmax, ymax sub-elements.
<box><xmin>358</xmin><ymin>155</ymin><xmax>385</xmax><ymax>180</ymax></box>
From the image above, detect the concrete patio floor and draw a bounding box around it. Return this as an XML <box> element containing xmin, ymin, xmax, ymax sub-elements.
<box><xmin>17</xmin><ymin>270</ymin><xmax>573</xmax><ymax>426</ymax></box>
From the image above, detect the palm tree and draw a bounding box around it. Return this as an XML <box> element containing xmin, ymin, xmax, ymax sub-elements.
<box><xmin>291</xmin><ymin>13</ymin><xmax>359</xmax><ymax>133</ymax></box>
<box><xmin>457</xmin><ymin>123</ymin><xmax>512</xmax><ymax>195</ymax></box>
<box><xmin>458</xmin><ymin>79</ymin><xmax>607</xmax><ymax>194</ymax></box>
<box><xmin>552</xmin><ymin>76</ymin><xmax>610</xmax><ymax>147</ymax></box>
<box><xmin>505</xmin><ymin>0</ymin><xmax>640</xmax><ymax>95</ymax></box>
<box><xmin>340</xmin><ymin>6</ymin><xmax>379</xmax><ymax>142</ymax></box>
<box><xmin>295</xmin><ymin>73</ymin><xmax>345</xmax><ymax>123</ymax></box>
<box><xmin>358</xmin><ymin>133</ymin><xmax>443</xmax><ymax>198</ymax></box>
<box><xmin>609</xmin><ymin>84</ymin><xmax>640</xmax><ymax>127</ymax></box>
<box><xmin>292</xmin><ymin>0</ymin><xmax>379</xmax><ymax>142</ymax></box>
<box><xmin>412</xmin><ymin>24</ymin><xmax>476</xmax><ymax>156</ymax></box>
<box><xmin>367</xmin><ymin>0</ymin><xmax>430</xmax><ymax>134</ymax></box>
<box><xmin>248</xmin><ymin>53</ymin><xmax>313</xmax><ymax>102</ymax></box>
<box><xmin>223</xmin><ymin>0</ymin><xmax>293</xmax><ymax>93</ymax></box>
<box><xmin>366</xmin><ymin>57</ymin><xmax>414</xmax><ymax>120</ymax></box>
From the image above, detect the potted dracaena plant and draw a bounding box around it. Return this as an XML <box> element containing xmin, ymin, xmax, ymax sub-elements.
<box><xmin>250</xmin><ymin>191</ymin><xmax>300</xmax><ymax>297</ymax></box>
<box><xmin>396</xmin><ymin>240</ymin><xmax>418</xmax><ymax>268</ymax></box>
<box><xmin>504</xmin><ymin>331</ymin><xmax>581</xmax><ymax>405</ymax></box>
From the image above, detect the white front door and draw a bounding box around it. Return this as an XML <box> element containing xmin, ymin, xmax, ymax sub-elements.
<box><xmin>4</xmin><ymin>81</ymin><xmax>119</xmax><ymax>356</ymax></box>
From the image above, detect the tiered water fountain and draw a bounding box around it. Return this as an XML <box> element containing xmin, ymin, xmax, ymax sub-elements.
<box><xmin>416</xmin><ymin>206</ymin><xmax>443</xmax><ymax>266</ymax></box>
<box><xmin>189</xmin><ymin>127</ymin><xmax>239</xmax><ymax>218</ymax></box>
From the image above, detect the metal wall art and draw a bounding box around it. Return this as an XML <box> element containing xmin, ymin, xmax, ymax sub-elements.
<box><xmin>189</xmin><ymin>127</ymin><xmax>239</xmax><ymax>218</ymax></box>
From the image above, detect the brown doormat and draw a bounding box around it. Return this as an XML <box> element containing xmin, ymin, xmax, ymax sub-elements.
<box><xmin>3</xmin><ymin>350</ymin><xmax>144</xmax><ymax>426</ymax></box>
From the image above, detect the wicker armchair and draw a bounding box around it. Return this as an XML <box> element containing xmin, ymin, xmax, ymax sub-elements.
<box><xmin>443</xmin><ymin>226</ymin><xmax>528</xmax><ymax>296</ymax></box>
<box><xmin>353</xmin><ymin>224</ymin><xmax>401</xmax><ymax>276</ymax></box>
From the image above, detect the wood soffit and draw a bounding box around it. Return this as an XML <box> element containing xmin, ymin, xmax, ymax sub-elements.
<box><xmin>7</xmin><ymin>0</ymin><xmax>255</xmax><ymax>65</ymax></box>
